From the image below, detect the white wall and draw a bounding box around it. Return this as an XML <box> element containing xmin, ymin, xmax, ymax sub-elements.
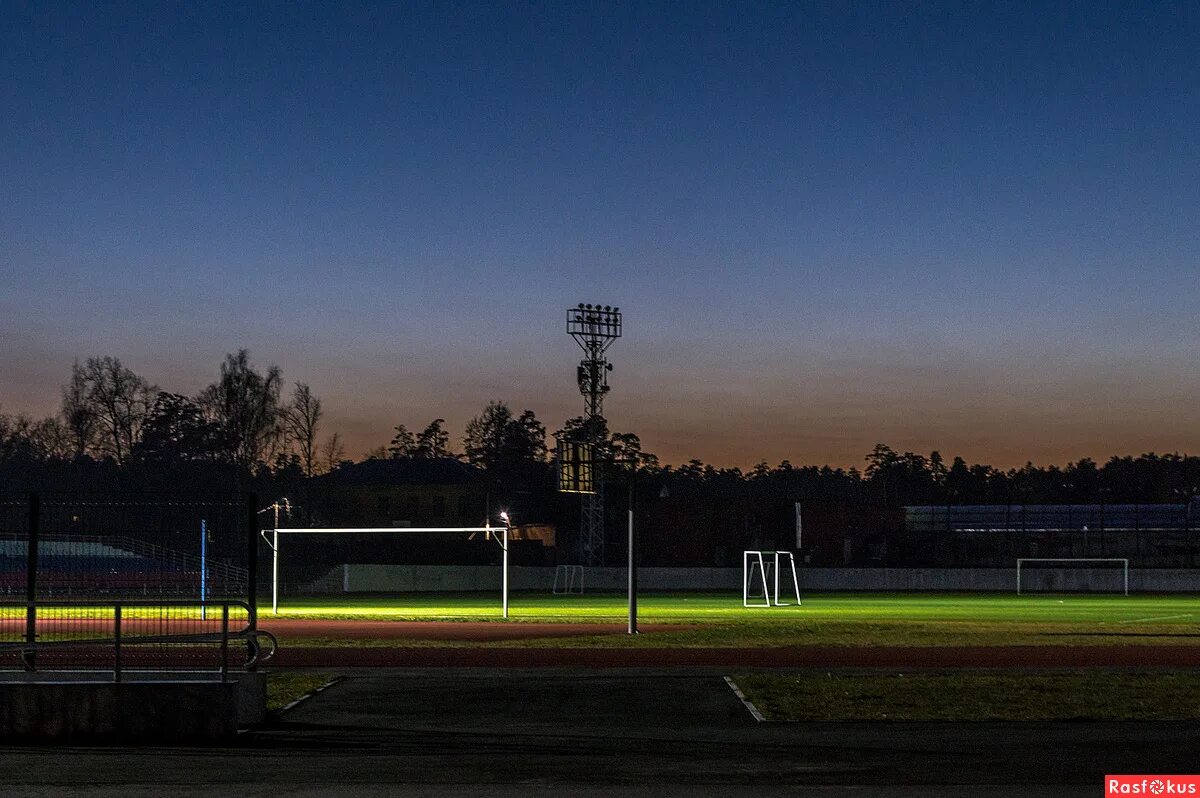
<box><xmin>334</xmin><ymin>564</ymin><xmax>1200</xmax><ymax>593</ymax></box>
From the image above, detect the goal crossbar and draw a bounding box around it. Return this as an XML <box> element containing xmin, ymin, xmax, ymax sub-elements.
<box><xmin>1015</xmin><ymin>558</ymin><xmax>1129</xmax><ymax>596</ymax></box>
<box><xmin>267</xmin><ymin>526</ymin><xmax>510</xmax><ymax>617</ymax></box>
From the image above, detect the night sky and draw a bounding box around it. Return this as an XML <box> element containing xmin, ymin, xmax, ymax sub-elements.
<box><xmin>2</xmin><ymin>2</ymin><xmax>1199</xmax><ymax>469</ymax></box>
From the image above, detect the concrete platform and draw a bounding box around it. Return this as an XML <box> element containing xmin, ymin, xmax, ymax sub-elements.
<box><xmin>1</xmin><ymin>667</ymin><xmax>1197</xmax><ymax>795</ymax></box>
<box><xmin>0</xmin><ymin>670</ymin><xmax>266</xmax><ymax>740</ymax></box>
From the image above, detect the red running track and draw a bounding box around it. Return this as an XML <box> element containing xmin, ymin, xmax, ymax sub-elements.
<box><xmin>253</xmin><ymin>619</ymin><xmax>1200</xmax><ymax>668</ymax></box>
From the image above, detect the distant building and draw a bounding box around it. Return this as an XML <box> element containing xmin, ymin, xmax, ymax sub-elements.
<box><xmin>312</xmin><ymin>458</ymin><xmax>483</xmax><ymax>527</ymax></box>
<box><xmin>304</xmin><ymin>458</ymin><xmax>555</xmax><ymax>566</ymax></box>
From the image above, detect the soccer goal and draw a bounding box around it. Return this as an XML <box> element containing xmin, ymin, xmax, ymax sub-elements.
<box><xmin>743</xmin><ymin>550</ymin><xmax>801</xmax><ymax>607</ymax></box>
<box><xmin>553</xmin><ymin>564</ymin><xmax>584</xmax><ymax>595</ymax></box>
<box><xmin>265</xmin><ymin>521</ymin><xmax>511</xmax><ymax>616</ymax></box>
<box><xmin>1015</xmin><ymin>558</ymin><xmax>1129</xmax><ymax>595</ymax></box>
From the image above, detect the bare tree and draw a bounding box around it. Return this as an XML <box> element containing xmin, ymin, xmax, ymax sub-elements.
<box><xmin>282</xmin><ymin>382</ymin><xmax>322</xmax><ymax>477</ymax></box>
<box><xmin>61</xmin><ymin>361</ymin><xmax>97</xmax><ymax>458</ymax></box>
<box><xmin>198</xmin><ymin>350</ymin><xmax>283</xmax><ymax>471</ymax></box>
<box><xmin>319</xmin><ymin>432</ymin><xmax>346</xmax><ymax>474</ymax></box>
<box><xmin>0</xmin><ymin>411</ymin><xmax>72</xmax><ymax>461</ymax></box>
<box><xmin>72</xmin><ymin>357</ymin><xmax>156</xmax><ymax>465</ymax></box>
<box><xmin>27</xmin><ymin>417</ymin><xmax>73</xmax><ymax>460</ymax></box>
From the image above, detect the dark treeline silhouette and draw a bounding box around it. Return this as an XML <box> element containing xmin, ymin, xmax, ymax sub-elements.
<box><xmin>4</xmin><ymin>351</ymin><xmax>1200</xmax><ymax>566</ymax></box>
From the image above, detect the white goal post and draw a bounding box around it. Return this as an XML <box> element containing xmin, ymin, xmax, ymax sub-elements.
<box><xmin>1015</xmin><ymin>558</ymin><xmax>1129</xmax><ymax>596</ymax></box>
<box><xmin>743</xmin><ymin>550</ymin><xmax>801</xmax><ymax>607</ymax></box>
<box><xmin>553</xmin><ymin>564</ymin><xmax>584</xmax><ymax>595</ymax></box>
<box><xmin>265</xmin><ymin>523</ymin><xmax>511</xmax><ymax>617</ymax></box>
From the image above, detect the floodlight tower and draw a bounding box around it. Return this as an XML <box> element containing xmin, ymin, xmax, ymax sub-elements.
<box><xmin>567</xmin><ymin>303</ymin><xmax>622</xmax><ymax>565</ymax></box>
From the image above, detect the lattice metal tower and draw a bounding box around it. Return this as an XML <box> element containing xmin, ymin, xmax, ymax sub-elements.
<box><xmin>567</xmin><ymin>303</ymin><xmax>622</xmax><ymax>565</ymax></box>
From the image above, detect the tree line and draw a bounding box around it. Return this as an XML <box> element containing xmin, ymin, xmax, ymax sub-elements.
<box><xmin>3</xmin><ymin>351</ymin><xmax>1200</xmax><ymax>509</ymax></box>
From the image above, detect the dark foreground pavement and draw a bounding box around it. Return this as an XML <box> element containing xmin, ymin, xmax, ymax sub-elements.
<box><xmin>0</xmin><ymin>667</ymin><xmax>1196</xmax><ymax>797</ymax></box>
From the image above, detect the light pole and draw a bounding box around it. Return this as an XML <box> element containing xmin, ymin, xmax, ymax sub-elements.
<box><xmin>258</xmin><ymin>498</ymin><xmax>291</xmax><ymax>616</ymax></box>
<box><xmin>499</xmin><ymin>511</ymin><xmax>510</xmax><ymax>619</ymax></box>
<box><xmin>627</xmin><ymin>471</ymin><xmax>637</xmax><ymax>635</ymax></box>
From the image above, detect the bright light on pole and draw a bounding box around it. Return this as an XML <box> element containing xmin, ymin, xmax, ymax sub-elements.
<box><xmin>498</xmin><ymin>511</ymin><xmax>510</xmax><ymax>618</ymax></box>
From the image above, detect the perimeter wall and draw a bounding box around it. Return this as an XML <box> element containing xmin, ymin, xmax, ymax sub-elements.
<box><xmin>334</xmin><ymin>565</ymin><xmax>1200</xmax><ymax>593</ymax></box>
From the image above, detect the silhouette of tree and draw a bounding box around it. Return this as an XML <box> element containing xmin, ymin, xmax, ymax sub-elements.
<box><xmin>414</xmin><ymin>419</ymin><xmax>454</xmax><ymax>458</ymax></box>
<box><xmin>282</xmin><ymin>383</ymin><xmax>322</xmax><ymax>477</ymax></box>
<box><xmin>134</xmin><ymin>392</ymin><xmax>220</xmax><ymax>465</ymax></box>
<box><xmin>69</xmin><ymin>357</ymin><xmax>156</xmax><ymax>465</ymax></box>
<box><xmin>198</xmin><ymin>350</ymin><xmax>283</xmax><ymax>471</ymax></box>
<box><xmin>388</xmin><ymin>424</ymin><xmax>416</xmax><ymax>458</ymax></box>
<box><xmin>60</xmin><ymin>362</ymin><xmax>97</xmax><ymax>459</ymax></box>
<box><xmin>320</xmin><ymin>432</ymin><xmax>346</xmax><ymax>473</ymax></box>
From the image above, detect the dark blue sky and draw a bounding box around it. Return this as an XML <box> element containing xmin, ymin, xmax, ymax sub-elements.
<box><xmin>2</xmin><ymin>2</ymin><xmax>1198</xmax><ymax>467</ymax></box>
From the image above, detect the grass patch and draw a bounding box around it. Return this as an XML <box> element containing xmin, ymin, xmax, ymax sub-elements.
<box><xmin>260</xmin><ymin>592</ymin><xmax>1200</xmax><ymax>649</ymax></box>
<box><xmin>731</xmin><ymin>671</ymin><xmax>1200</xmax><ymax>721</ymax></box>
<box><xmin>266</xmin><ymin>671</ymin><xmax>333</xmax><ymax>713</ymax></box>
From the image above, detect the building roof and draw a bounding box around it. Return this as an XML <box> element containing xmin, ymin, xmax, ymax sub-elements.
<box><xmin>319</xmin><ymin>457</ymin><xmax>478</xmax><ymax>487</ymax></box>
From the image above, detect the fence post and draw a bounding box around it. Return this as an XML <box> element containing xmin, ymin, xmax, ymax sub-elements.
<box><xmin>114</xmin><ymin>604</ymin><xmax>122</xmax><ymax>684</ymax></box>
<box><xmin>245</xmin><ymin>493</ymin><xmax>258</xmax><ymax>671</ymax></box>
<box><xmin>23</xmin><ymin>492</ymin><xmax>39</xmax><ymax>672</ymax></box>
<box><xmin>220</xmin><ymin>604</ymin><xmax>229</xmax><ymax>683</ymax></box>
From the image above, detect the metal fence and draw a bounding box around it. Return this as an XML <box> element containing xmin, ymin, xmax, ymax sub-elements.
<box><xmin>0</xmin><ymin>599</ymin><xmax>272</xmax><ymax>676</ymax></box>
<box><xmin>0</xmin><ymin>493</ymin><xmax>261</xmax><ymax>673</ymax></box>
<box><xmin>902</xmin><ymin>504</ymin><xmax>1200</xmax><ymax>568</ymax></box>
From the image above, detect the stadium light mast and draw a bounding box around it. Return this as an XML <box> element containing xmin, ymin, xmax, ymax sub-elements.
<box><xmin>567</xmin><ymin>303</ymin><xmax>622</xmax><ymax>566</ymax></box>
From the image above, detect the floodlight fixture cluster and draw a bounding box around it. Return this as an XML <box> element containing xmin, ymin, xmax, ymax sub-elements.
<box><xmin>568</xmin><ymin>304</ymin><xmax>622</xmax><ymax>347</ymax></box>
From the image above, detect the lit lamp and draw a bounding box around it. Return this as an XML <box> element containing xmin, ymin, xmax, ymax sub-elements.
<box><xmin>498</xmin><ymin>511</ymin><xmax>510</xmax><ymax>618</ymax></box>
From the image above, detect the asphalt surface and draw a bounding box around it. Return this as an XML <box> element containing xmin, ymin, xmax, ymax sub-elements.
<box><xmin>0</xmin><ymin>667</ymin><xmax>1196</xmax><ymax>797</ymax></box>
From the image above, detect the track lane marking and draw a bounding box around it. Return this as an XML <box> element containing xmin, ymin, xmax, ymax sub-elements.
<box><xmin>1103</xmin><ymin>613</ymin><xmax>1194</xmax><ymax>625</ymax></box>
<box><xmin>723</xmin><ymin>675</ymin><xmax>766</xmax><ymax>722</ymax></box>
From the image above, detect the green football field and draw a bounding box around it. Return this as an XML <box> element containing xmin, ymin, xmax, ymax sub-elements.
<box><xmin>261</xmin><ymin>591</ymin><xmax>1200</xmax><ymax>648</ymax></box>
<box><xmin>269</xmin><ymin>590</ymin><xmax>1199</xmax><ymax>623</ymax></box>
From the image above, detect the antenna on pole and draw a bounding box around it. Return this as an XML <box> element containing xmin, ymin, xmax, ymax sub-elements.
<box><xmin>565</xmin><ymin>303</ymin><xmax>622</xmax><ymax>565</ymax></box>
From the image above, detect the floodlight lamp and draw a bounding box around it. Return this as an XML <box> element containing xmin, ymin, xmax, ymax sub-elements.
<box><xmin>499</xmin><ymin>510</ymin><xmax>509</xmax><ymax>522</ymax></box>
<box><xmin>585</xmin><ymin>304</ymin><xmax>592</xmax><ymax>309</ymax></box>
<box><xmin>578</xmin><ymin>303</ymin><xmax>585</xmax><ymax>309</ymax></box>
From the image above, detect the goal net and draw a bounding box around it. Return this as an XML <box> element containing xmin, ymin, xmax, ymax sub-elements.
<box><xmin>1015</xmin><ymin>558</ymin><xmax>1129</xmax><ymax>595</ymax></box>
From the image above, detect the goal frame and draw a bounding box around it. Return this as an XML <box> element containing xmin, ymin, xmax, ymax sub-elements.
<box><xmin>266</xmin><ymin>524</ymin><xmax>510</xmax><ymax>617</ymax></box>
<box><xmin>743</xmin><ymin>550</ymin><xmax>801</xmax><ymax>607</ymax></box>
<box><xmin>1015</xmin><ymin>557</ymin><xmax>1129</xmax><ymax>596</ymax></box>
<box><xmin>553</xmin><ymin>564</ymin><xmax>584</xmax><ymax>595</ymax></box>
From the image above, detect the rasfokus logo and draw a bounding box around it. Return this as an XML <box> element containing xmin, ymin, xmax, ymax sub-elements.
<box><xmin>1107</xmin><ymin>776</ymin><xmax>1200</xmax><ymax>796</ymax></box>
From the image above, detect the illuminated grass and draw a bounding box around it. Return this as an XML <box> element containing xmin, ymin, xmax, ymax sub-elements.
<box><xmin>266</xmin><ymin>671</ymin><xmax>334</xmax><ymax>713</ymax></box>
<box><xmin>731</xmin><ymin>672</ymin><xmax>1200</xmax><ymax>721</ymax></box>
<box><xmin>260</xmin><ymin>592</ymin><xmax>1200</xmax><ymax>648</ymax></box>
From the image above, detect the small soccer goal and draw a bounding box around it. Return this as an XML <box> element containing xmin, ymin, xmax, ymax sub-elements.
<box><xmin>743</xmin><ymin>550</ymin><xmax>801</xmax><ymax>607</ymax></box>
<box><xmin>552</xmin><ymin>564</ymin><xmax>584</xmax><ymax>595</ymax></box>
<box><xmin>1015</xmin><ymin>558</ymin><xmax>1130</xmax><ymax>595</ymax></box>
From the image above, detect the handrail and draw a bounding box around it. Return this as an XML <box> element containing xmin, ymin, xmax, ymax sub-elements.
<box><xmin>0</xmin><ymin>600</ymin><xmax>271</xmax><ymax>680</ymax></box>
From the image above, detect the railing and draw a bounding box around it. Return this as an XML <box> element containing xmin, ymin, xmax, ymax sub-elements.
<box><xmin>0</xmin><ymin>600</ymin><xmax>276</xmax><ymax>681</ymax></box>
<box><xmin>0</xmin><ymin>532</ymin><xmax>250</xmax><ymax>587</ymax></box>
